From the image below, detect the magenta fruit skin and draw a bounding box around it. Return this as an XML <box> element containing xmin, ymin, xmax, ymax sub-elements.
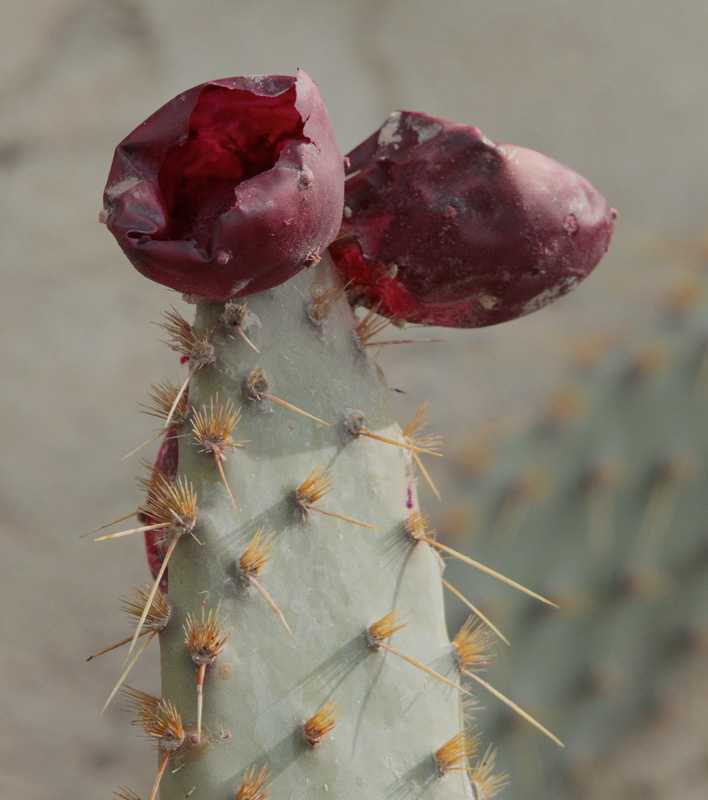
<box><xmin>331</xmin><ymin>111</ymin><xmax>617</xmax><ymax>328</ymax></box>
<box><xmin>103</xmin><ymin>70</ymin><xmax>344</xmax><ymax>301</ymax></box>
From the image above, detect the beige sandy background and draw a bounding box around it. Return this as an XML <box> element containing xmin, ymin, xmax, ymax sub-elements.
<box><xmin>1</xmin><ymin>1</ymin><xmax>707</xmax><ymax>798</ymax></box>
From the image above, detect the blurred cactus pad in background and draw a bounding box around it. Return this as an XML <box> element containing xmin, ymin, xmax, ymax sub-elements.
<box><xmin>433</xmin><ymin>276</ymin><xmax>708</xmax><ymax>799</ymax></box>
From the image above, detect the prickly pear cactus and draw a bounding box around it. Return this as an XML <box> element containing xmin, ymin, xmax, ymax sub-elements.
<box><xmin>435</xmin><ymin>283</ymin><xmax>708</xmax><ymax>799</ymax></box>
<box><xmin>91</xmin><ymin>70</ymin><xmax>615</xmax><ymax>799</ymax></box>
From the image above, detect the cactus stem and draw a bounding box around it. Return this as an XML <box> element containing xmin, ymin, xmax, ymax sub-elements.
<box><xmin>441</xmin><ymin>580</ymin><xmax>509</xmax><ymax>646</ymax></box>
<box><xmin>368</xmin><ymin>611</ymin><xmax>472</xmax><ymax>695</ymax></box>
<box><xmin>244</xmin><ymin>367</ymin><xmax>329</xmax><ymax>425</ymax></box>
<box><xmin>296</xmin><ymin>466</ymin><xmax>380</xmax><ymax>529</ymax></box>
<box><xmin>468</xmin><ymin>745</ymin><xmax>508</xmax><ymax>799</ymax></box>
<box><xmin>435</xmin><ymin>729</ymin><xmax>480</xmax><ymax>777</ymax></box>
<box><xmin>405</xmin><ymin>511</ymin><xmax>557</xmax><ymax>607</ymax></box>
<box><xmin>302</xmin><ymin>699</ymin><xmax>343</xmax><ymax>747</ymax></box>
<box><xmin>236</xmin><ymin>764</ymin><xmax>273</xmax><ymax>800</ymax></box>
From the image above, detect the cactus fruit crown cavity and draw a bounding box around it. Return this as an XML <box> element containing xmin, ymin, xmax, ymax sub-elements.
<box><xmin>94</xmin><ymin>70</ymin><xmax>615</xmax><ymax>799</ymax></box>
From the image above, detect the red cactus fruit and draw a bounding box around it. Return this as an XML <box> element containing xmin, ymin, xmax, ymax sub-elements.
<box><xmin>330</xmin><ymin>111</ymin><xmax>616</xmax><ymax>327</ymax></box>
<box><xmin>103</xmin><ymin>70</ymin><xmax>344</xmax><ymax>300</ymax></box>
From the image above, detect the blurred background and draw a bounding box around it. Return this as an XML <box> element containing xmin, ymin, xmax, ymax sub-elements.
<box><xmin>1</xmin><ymin>1</ymin><xmax>706</xmax><ymax>798</ymax></box>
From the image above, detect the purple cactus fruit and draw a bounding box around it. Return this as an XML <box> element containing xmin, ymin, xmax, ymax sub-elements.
<box><xmin>103</xmin><ymin>70</ymin><xmax>344</xmax><ymax>300</ymax></box>
<box><xmin>330</xmin><ymin>111</ymin><xmax>616</xmax><ymax>327</ymax></box>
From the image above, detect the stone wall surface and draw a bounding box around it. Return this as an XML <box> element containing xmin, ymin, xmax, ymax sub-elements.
<box><xmin>1</xmin><ymin>1</ymin><xmax>706</xmax><ymax>797</ymax></box>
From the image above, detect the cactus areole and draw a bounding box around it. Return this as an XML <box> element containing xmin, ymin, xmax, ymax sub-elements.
<box><xmin>99</xmin><ymin>71</ymin><xmax>615</xmax><ymax>799</ymax></box>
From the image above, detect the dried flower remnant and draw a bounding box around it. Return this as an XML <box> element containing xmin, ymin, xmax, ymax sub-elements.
<box><xmin>103</xmin><ymin>70</ymin><xmax>344</xmax><ymax>301</ymax></box>
<box><xmin>332</xmin><ymin>110</ymin><xmax>616</xmax><ymax>328</ymax></box>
